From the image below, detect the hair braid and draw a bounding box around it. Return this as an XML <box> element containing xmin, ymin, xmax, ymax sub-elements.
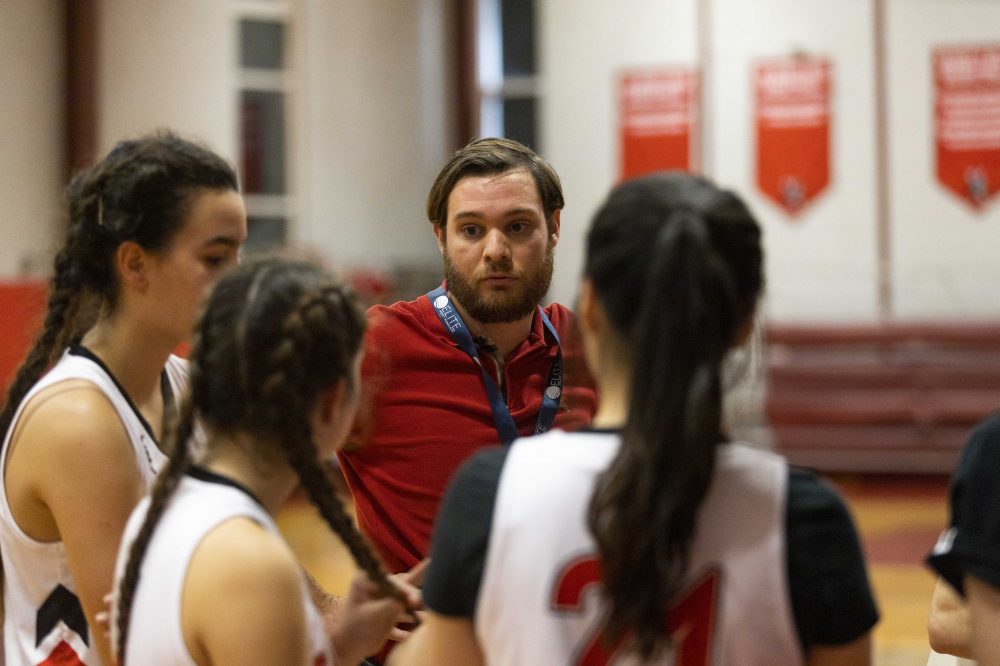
<box><xmin>115</xmin><ymin>258</ymin><xmax>411</xmax><ymax>660</ymax></box>
<box><xmin>0</xmin><ymin>210</ymin><xmax>94</xmax><ymax>623</ymax></box>
<box><xmin>259</xmin><ymin>292</ymin><xmax>405</xmax><ymax>605</ymax></box>
<box><xmin>0</xmin><ymin>221</ymin><xmax>89</xmax><ymax>442</ymax></box>
<box><xmin>286</xmin><ymin>433</ymin><xmax>401</xmax><ymax>602</ymax></box>
<box><xmin>0</xmin><ymin>129</ymin><xmax>238</xmax><ymax>646</ymax></box>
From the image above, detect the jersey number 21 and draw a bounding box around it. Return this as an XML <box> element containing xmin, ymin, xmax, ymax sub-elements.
<box><xmin>551</xmin><ymin>557</ymin><xmax>720</xmax><ymax>665</ymax></box>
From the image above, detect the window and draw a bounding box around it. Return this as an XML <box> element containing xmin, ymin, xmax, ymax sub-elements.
<box><xmin>476</xmin><ymin>0</ymin><xmax>538</xmax><ymax>150</ymax></box>
<box><xmin>236</xmin><ymin>3</ymin><xmax>293</xmax><ymax>254</ymax></box>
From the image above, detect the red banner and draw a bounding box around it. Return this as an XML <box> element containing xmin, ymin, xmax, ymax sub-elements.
<box><xmin>620</xmin><ymin>68</ymin><xmax>699</xmax><ymax>180</ymax></box>
<box><xmin>755</xmin><ymin>58</ymin><xmax>831</xmax><ymax>216</ymax></box>
<box><xmin>934</xmin><ymin>45</ymin><xmax>1000</xmax><ymax>210</ymax></box>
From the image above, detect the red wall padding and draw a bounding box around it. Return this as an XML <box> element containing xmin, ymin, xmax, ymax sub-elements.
<box><xmin>0</xmin><ymin>281</ymin><xmax>48</xmax><ymax>395</ymax></box>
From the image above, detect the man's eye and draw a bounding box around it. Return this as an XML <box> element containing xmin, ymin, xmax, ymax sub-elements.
<box><xmin>203</xmin><ymin>255</ymin><xmax>227</xmax><ymax>268</ymax></box>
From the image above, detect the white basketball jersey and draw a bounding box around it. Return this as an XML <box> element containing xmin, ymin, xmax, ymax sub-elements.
<box><xmin>475</xmin><ymin>430</ymin><xmax>802</xmax><ymax>665</ymax></box>
<box><xmin>0</xmin><ymin>349</ymin><xmax>182</xmax><ymax>666</ymax></box>
<box><xmin>113</xmin><ymin>474</ymin><xmax>334</xmax><ymax>666</ymax></box>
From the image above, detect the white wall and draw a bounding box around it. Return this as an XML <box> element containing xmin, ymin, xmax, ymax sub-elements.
<box><xmin>96</xmin><ymin>0</ymin><xmax>449</xmax><ymax>273</ymax></box>
<box><xmin>542</xmin><ymin>0</ymin><xmax>881</xmax><ymax>322</ymax></box>
<box><xmin>99</xmin><ymin>0</ymin><xmax>237</xmax><ymax>160</ymax></box>
<box><xmin>887</xmin><ymin>0</ymin><xmax>1000</xmax><ymax>319</ymax></box>
<box><xmin>294</xmin><ymin>0</ymin><xmax>447</xmax><ymax>270</ymax></box>
<box><xmin>542</xmin><ymin>0</ymin><xmax>1000</xmax><ymax>323</ymax></box>
<box><xmin>8</xmin><ymin>1</ymin><xmax>1000</xmax><ymax>322</ymax></box>
<box><xmin>541</xmin><ymin>0</ymin><xmax>697</xmax><ymax>307</ymax></box>
<box><xmin>709</xmin><ymin>0</ymin><xmax>879</xmax><ymax>322</ymax></box>
<box><xmin>0</xmin><ymin>0</ymin><xmax>64</xmax><ymax>277</ymax></box>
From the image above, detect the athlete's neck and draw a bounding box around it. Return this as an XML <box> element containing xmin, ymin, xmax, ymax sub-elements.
<box><xmin>81</xmin><ymin>315</ymin><xmax>178</xmax><ymax>438</ymax></box>
<box><xmin>449</xmin><ymin>293</ymin><xmax>535</xmax><ymax>360</ymax></box>
<box><xmin>589</xmin><ymin>366</ymin><xmax>631</xmax><ymax>430</ymax></box>
<box><xmin>199</xmin><ymin>434</ymin><xmax>298</xmax><ymax>515</ymax></box>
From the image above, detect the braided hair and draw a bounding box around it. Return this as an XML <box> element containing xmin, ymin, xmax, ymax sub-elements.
<box><xmin>584</xmin><ymin>172</ymin><xmax>764</xmax><ymax>659</ymax></box>
<box><xmin>0</xmin><ymin>130</ymin><xmax>237</xmax><ymax>622</ymax></box>
<box><xmin>115</xmin><ymin>257</ymin><xmax>404</xmax><ymax>663</ymax></box>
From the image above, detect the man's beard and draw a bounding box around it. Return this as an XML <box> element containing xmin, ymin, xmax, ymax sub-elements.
<box><xmin>444</xmin><ymin>243</ymin><xmax>555</xmax><ymax>324</ymax></box>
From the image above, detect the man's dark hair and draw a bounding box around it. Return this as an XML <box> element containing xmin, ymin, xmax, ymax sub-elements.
<box><xmin>426</xmin><ymin>137</ymin><xmax>564</xmax><ymax>232</ymax></box>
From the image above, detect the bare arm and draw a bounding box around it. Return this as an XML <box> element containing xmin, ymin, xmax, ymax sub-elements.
<box><xmin>965</xmin><ymin>574</ymin><xmax>1000</xmax><ymax>665</ymax></box>
<box><xmin>304</xmin><ymin>569</ymin><xmax>344</xmax><ymax>635</ymax></box>
<box><xmin>805</xmin><ymin>633</ymin><xmax>872</xmax><ymax>666</ymax></box>
<box><xmin>387</xmin><ymin>611</ymin><xmax>483</xmax><ymax>666</ymax></box>
<box><xmin>11</xmin><ymin>386</ymin><xmax>145</xmax><ymax>665</ymax></box>
<box><xmin>331</xmin><ymin>563</ymin><xmax>424</xmax><ymax>666</ymax></box>
<box><xmin>928</xmin><ymin>578</ymin><xmax>973</xmax><ymax>658</ymax></box>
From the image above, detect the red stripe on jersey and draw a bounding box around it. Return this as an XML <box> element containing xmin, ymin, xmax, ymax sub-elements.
<box><xmin>38</xmin><ymin>640</ymin><xmax>85</xmax><ymax>665</ymax></box>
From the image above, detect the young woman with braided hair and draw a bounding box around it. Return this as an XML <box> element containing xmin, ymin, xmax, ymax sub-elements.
<box><xmin>0</xmin><ymin>131</ymin><xmax>246</xmax><ymax>665</ymax></box>
<box><xmin>390</xmin><ymin>172</ymin><xmax>879</xmax><ymax>665</ymax></box>
<box><xmin>112</xmin><ymin>258</ymin><xmax>421</xmax><ymax>666</ymax></box>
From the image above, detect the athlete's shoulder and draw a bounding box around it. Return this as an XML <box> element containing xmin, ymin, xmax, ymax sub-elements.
<box><xmin>17</xmin><ymin>380</ymin><xmax>125</xmax><ymax>452</ymax></box>
<box><xmin>183</xmin><ymin>516</ymin><xmax>308</xmax><ymax>663</ymax></box>
<box><xmin>961</xmin><ymin>410</ymin><xmax>1000</xmax><ymax>466</ymax></box>
<box><xmin>785</xmin><ymin>465</ymin><xmax>854</xmax><ymax>527</ymax></box>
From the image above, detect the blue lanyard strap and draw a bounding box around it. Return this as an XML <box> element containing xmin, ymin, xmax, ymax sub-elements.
<box><xmin>427</xmin><ymin>286</ymin><xmax>563</xmax><ymax>445</ymax></box>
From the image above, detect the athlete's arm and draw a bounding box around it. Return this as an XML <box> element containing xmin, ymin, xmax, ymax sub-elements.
<box><xmin>928</xmin><ymin>578</ymin><xmax>973</xmax><ymax>658</ymax></box>
<box><xmin>8</xmin><ymin>384</ymin><xmax>145</xmax><ymax>665</ymax></box>
<box><xmin>386</xmin><ymin>612</ymin><xmax>483</xmax><ymax>666</ymax></box>
<box><xmin>182</xmin><ymin>517</ymin><xmax>313</xmax><ymax>665</ymax></box>
<box><xmin>965</xmin><ymin>574</ymin><xmax>1000</xmax><ymax>665</ymax></box>
<box><xmin>331</xmin><ymin>561</ymin><xmax>425</xmax><ymax>665</ymax></box>
<box><xmin>304</xmin><ymin>569</ymin><xmax>343</xmax><ymax>635</ymax></box>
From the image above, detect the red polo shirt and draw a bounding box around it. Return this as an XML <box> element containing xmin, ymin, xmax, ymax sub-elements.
<box><xmin>337</xmin><ymin>292</ymin><xmax>597</xmax><ymax>574</ymax></box>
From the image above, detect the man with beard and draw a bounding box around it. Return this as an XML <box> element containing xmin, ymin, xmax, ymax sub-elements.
<box><xmin>337</xmin><ymin>138</ymin><xmax>598</xmax><ymax>582</ymax></box>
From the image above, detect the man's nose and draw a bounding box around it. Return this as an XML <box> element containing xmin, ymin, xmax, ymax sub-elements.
<box><xmin>482</xmin><ymin>229</ymin><xmax>511</xmax><ymax>263</ymax></box>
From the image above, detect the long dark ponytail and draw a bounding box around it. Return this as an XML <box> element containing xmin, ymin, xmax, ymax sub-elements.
<box><xmin>0</xmin><ymin>130</ymin><xmax>237</xmax><ymax>623</ymax></box>
<box><xmin>115</xmin><ymin>258</ymin><xmax>406</xmax><ymax>663</ymax></box>
<box><xmin>585</xmin><ymin>172</ymin><xmax>763</xmax><ymax>658</ymax></box>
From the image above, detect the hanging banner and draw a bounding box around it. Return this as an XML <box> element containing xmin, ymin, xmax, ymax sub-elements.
<box><xmin>934</xmin><ymin>45</ymin><xmax>1000</xmax><ymax>210</ymax></box>
<box><xmin>620</xmin><ymin>68</ymin><xmax>699</xmax><ymax>180</ymax></box>
<box><xmin>754</xmin><ymin>58</ymin><xmax>831</xmax><ymax>216</ymax></box>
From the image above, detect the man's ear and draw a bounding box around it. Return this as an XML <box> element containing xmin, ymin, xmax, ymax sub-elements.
<box><xmin>548</xmin><ymin>209</ymin><xmax>561</xmax><ymax>247</ymax></box>
<box><xmin>432</xmin><ymin>223</ymin><xmax>447</xmax><ymax>256</ymax></box>
<box><xmin>116</xmin><ymin>241</ymin><xmax>150</xmax><ymax>292</ymax></box>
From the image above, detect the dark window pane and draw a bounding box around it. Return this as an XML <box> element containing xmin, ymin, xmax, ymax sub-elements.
<box><xmin>240</xmin><ymin>90</ymin><xmax>286</xmax><ymax>194</ymax></box>
<box><xmin>240</xmin><ymin>20</ymin><xmax>284</xmax><ymax>69</ymax></box>
<box><xmin>503</xmin><ymin>96</ymin><xmax>536</xmax><ymax>150</ymax></box>
<box><xmin>501</xmin><ymin>0</ymin><xmax>535</xmax><ymax>76</ymax></box>
<box><xmin>245</xmin><ymin>216</ymin><xmax>287</xmax><ymax>254</ymax></box>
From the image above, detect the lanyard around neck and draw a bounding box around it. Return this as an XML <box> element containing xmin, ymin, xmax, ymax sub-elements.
<box><xmin>426</xmin><ymin>286</ymin><xmax>563</xmax><ymax>445</ymax></box>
